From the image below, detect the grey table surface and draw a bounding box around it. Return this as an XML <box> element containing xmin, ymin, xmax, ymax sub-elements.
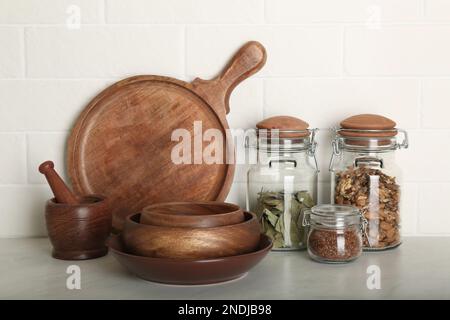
<box><xmin>0</xmin><ymin>237</ymin><xmax>449</xmax><ymax>299</ymax></box>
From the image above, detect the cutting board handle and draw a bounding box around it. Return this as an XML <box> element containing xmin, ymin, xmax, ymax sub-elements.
<box><xmin>191</xmin><ymin>41</ymin><xmax>266</xmax><ymax>120</ymax></box>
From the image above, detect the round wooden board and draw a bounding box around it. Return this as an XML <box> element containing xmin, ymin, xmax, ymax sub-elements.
<box><xmin>67</xmin><ymin>42</ymin><xmax>267</xmax><ymax>231</ymax></box>
<box><xmin>68</xmin><ymin>76</ymin><xmax>232</xmax><ymax>231</ymax></box>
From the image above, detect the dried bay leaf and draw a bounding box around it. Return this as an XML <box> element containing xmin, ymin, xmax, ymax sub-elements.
<box><xmin>297</xmin><ymin>191</ymin><xmax>314</xmax><ymax>208</ymax></box>
<box><xmin>263</xmin><ymin>198</ymin><xmax>282</xmax><ymax>206</ymax></box>
<box><xmin>264</xmin><ymin>221</ymin><xmax>277</xmax><ymax>239</ymax></box>
<box><xmin>273</xmin><ymin>232</ymin><xmax>284</xmax><ymax>248</ymax></box>
<box><xmin>255</xmin><ymin>189</ymin><xmax>315</xmax><ymax>249</ymax></box>
<box><xmin>274</xmin><ymin>214</ymin><xmax>284</xmax><ymax>233</ymax></box>
<box><xmin>263</xmin><ymin>208</ymin><xmax>279</xmax><ymax>227</ymax></box>
<box><xmin>290</xmin><ymin>198</ymin><xmax>302</xmax><ymax>222</ymax></box>
<box><xmin>274</xmin><ymin>202</ymin><xmax>284</xmax><ymax>212</ymax></box>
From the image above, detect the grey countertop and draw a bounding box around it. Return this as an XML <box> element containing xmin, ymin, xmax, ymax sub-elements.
<box><xmin>0</xmin><ymin>237</ymin><xmax>449</xmax><ymax>299</ymax></box>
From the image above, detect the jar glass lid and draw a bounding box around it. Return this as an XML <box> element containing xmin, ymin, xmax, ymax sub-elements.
<box><xmin>309</xmin><ymin>204</ymin><xmax>361</xmax><ymax>228</ymax></box>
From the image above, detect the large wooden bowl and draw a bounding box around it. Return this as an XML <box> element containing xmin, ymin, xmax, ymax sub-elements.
<box><xmin>141</xmin><ymin>201</ymin><xmax>244</xmax><ymax>228</ymax></box>
<box><xmin>122</xmin><ymin>212</ymin><xmax>260</xmax><ymax>259</ymax></box>
<box><xmin>108</xmin><ymin>234</ymin><xmax>272</xmax><ymax>285</ymax></box>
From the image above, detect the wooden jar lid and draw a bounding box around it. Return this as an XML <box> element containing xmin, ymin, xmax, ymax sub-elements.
<box><xmin>340</xmin><ymin>114</ymin><xmax>397</xmax><ymax>137</ymax></box>
<box><xmin>256</xmin><ymin>116</ymin><xmax>310</xmax><ymax>138</ymax></box>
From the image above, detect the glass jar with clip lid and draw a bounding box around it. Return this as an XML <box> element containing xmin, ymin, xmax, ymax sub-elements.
<box><xmin>303</xmin><ymin>204</ymin><xmax>366</xmax><ymax>263</ymax></box>
<box><xmin>329</xmin><ymin>114</ymin><xmax>409</xmax><ymax>251</ymax></box>
<box><xmin>246</xmin><ymin>116</ymin><xmax>318</xmax><ymax>250</ymax></box>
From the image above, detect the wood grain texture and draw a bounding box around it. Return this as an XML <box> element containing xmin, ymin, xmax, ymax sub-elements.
<box><xmin>122</xmin><ymin>212</ymin><xmax>260</xmax><ymax>260</ymax></box>
<box><xmin>108</xmin><ymin>234</ymin><xmax>272</xmax><ymax>285</ymax></box>
<box><xmin>45</xmin><ymin>195</ymin><xmax>112</xmax><ymax>260</ymax></box>
<box><xmin>141</xmin><ymin>201</ymin><xmax>244</xmax><ymax>228</ymax></box>
<box><xmin>341</xmin><ymin>114</ymin><xmax>396</xmax><ymax>130</ymax></box>
<box><xmin>340</xmin><ymin>114</ymin><xmax>397</xmax><ymax>138</ymax></box>
<box><xmin>67</xmin><ymin>42</ymin><xmax>267</xmax><ymax>232</ymax></box>
<box><xmin>256</xmin><ymin>115</ymin><xmax>310</xmax><ymax>138</ymax></box>
<box><xmin>39</xmin><ymin>161</ymin><xmax>79</xmax><ymax>204</ymax></box>
<box><xmin>190</xmin><ymin>41</ymin><xmax>267</xmax><ymax>121</ymax></box>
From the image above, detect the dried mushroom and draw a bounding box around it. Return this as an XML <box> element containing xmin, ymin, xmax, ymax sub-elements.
<box><xmin>334</xmin><ymin>167</ymin><xmax>400</xmax><ymax>249</ymax></box>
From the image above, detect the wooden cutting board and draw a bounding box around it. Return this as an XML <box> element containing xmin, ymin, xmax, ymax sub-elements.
<box><xmin>67</xmin><ymin>41</ymin><xmax>266</xmax><ymax>232</ymax></box>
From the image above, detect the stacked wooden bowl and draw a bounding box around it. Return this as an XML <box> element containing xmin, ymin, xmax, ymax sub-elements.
<box><xmin>123</xmin><ymin>202</ymin><xmax>259</xmax><ymax>259</ymax></box>
<box><xmin>108</xmin><ymin>201</ymin><xmax>272</xmax><ymax>285</ymax></box>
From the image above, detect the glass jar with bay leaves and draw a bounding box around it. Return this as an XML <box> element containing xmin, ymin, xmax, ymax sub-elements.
<box><xmin>246</xmin><ymin>116</ymin><xmax>318</xmax><ymax>250</ymax></box>
<box><xmin>329</xmin><ymin>114</ymin><xmax>409</xmax><ymax>251</ymax></box>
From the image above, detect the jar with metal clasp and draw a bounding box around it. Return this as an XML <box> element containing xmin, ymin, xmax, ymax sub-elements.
<box><xmin>246</xmin><ymin>116</ymin><xmax>318</xmax><ymax>250</ymax></box>
<box><xmin>303</xmin><ymin>204</ymin><xmax>366</xmax><ymax>263</ymax></box>
<box><xmin>329</xmin><ymin>114</ymin><xmax>409</xmax><ymax>251</ymax></box>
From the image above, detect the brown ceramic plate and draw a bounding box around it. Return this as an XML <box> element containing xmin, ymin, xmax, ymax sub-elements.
<box><xmin>107</xmin><ymin>234</ymin><xmax>272</xmax><ymax>285</ymax></box>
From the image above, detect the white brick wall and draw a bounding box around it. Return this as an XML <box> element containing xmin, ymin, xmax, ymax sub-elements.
<box><xmin>345</xmin><ymin>26</ymin><xmax>450</xmax><ymax>76</ymax></box>
<box><xmin>0</xmin><ymin>28</ymin><xmax>24</xmax><ymax>77</ymax></box>
<box><xmin>266</xmin><ymin>0</ymin><xmax>423</xmax><ymax>23</ymax></box>
<box><xmin>186</xmin><ymin>25</ymin><xmax>343</xmax><ymax>77</ymax></box>
<box><xmin>26</xmin><ymin>26</ymin><xmax>184</xmax><ymax>78</ymax></box>
<box><xmin>0</xmin><ymin>134</ymin><xmax>27</xmax><ymax>184</ymax></box>
<box><xmin>106</xmin><ymin>0</ymin><xmax>264</xmax><ymax>24</ymax></box>
<box><xmin>0</xmin><ymin>0</ymin><xmax>449</xmax><ymax>237</ymax></box>
<box><xmin>0</xmin><ymin>0</ymin><xmax>103</xmax><ymax>24</ymax></box>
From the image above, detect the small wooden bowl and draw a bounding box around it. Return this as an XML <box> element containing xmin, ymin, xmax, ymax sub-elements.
<box><xmin>45</xmin><ymin>195</ymin><xmax>112</xmax><ymax>260</ymax></box>
<box><xmin>141</xmin><ymin>201</ymin><xmax>244</xmax><ymax>228</ymax></box>
<box><xmin>123</xmin><ymin>212</ymin><xmax>260</xmax><ymax>259</ymax></box>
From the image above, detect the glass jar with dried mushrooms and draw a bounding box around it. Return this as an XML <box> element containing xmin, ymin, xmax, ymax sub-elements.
<box><xmin>329</xmin><ymin>114</ymin><xmax>409</xmax><ymax>251</ymax></box>
<box><xmin>246</xmin><ymin>116</ymin><xmax>318</xmax><ymax>250</ymax></box>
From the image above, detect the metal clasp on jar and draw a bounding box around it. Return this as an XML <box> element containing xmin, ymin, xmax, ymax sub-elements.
<box><xmin>245</xmin><ymin>128</ymin><xmax>320</xmax><ymax>173</ymax></box>
<box><xmin>302</xmin><ymin>209</ymin><xmax>311</xmax><ymax>227</ymax></box>
<box><xmin>329</xmin><ymin>128</ymin><xmax>409</xmax><ymax>171</ymax></box>
<box><xmin>308</xmin><ymin>128</ymin><xmax>319</xmax><ymax>172</ymax></box>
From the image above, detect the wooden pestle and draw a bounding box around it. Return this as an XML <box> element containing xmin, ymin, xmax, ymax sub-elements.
<box><xmin>39</xmin><ymin>161</ymin><xmax>79</xmax><ymax>204</ymax></box>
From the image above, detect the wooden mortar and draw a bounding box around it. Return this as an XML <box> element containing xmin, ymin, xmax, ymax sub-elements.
<box><xmin>39</xmin><ymin>161</ymin><xmax>111</xmax><ymax>260</ymax></box>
